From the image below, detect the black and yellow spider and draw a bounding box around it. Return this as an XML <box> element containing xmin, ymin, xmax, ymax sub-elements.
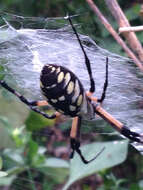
<box><xmin>0</xmin><ymin>16</ymin><xmax>142</xmax><ymax>164</ymax></box>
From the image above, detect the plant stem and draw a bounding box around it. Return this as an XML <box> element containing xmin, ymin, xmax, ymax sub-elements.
<box><xmin>27</xmin><ymin>168</ymin><xmax>37</xmax><ymax>190</ymax></box>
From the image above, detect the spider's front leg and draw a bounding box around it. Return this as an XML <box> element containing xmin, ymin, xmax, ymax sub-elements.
<box><xmin>98</xmin><ymin>57</ymin><xmax>108</xmax><ymax>103</ymax></box>
<box><xmin>70</xmin><ymin>116</ymin><xmax>105</xmax><ymax>164</ymax></box>
<box><xmin>67</xmin><ymin>16</ymin><xmax>109</xmax><ymax>105</ymax></box>
<box><xmin>0</xmin><ymin>80</ymin><xmax>57</xmax><ymax>119</ymax></box>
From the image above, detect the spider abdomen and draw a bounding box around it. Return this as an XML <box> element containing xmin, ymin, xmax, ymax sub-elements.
<box><xmin>40</xmin><ymin>64</ymin><xmax>87</xmax><ymax>117</ymax></box>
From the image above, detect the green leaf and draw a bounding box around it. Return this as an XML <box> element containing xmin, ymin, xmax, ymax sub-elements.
<box><xmin>11</xmin><ymin>126</ymin><xmax>28</xmax><ymax>147</ymax></box>
<box><xmin>0</xmin><ymin>175</ymin><xmax>16</xmax><ymax>186</ymax></box>
<box><xmin>139</xmin><ymin>180</ymin><xmax>143</xmax><ymax>188</ymax></box>
<box><xmin>37</xmin><ymin>158</ymin><xmax>69</xmax><ymax>183</ymax></box>
<box><xmin>6</xmin><ymin>166</ymin><xmax>26</xmax><ymax>176</ymax></box>
<box><xmin>125</xmin><ymin>4</ymin><xmax>140</xmax><ymax>21</ymax></box>
<box><xmin>136</xmin><ymin>32</ymin><xmax>143</xmax><ymax>43</ymax></box>
<box><xmin>28</xmin><ymin>139</ymin><xmax>38</xmax><ymax>159</ymax></box>
<box><xmin>0</xmin><ymin>116</ymin><xmax>15</xmax><ymax>148</ymax></box>
<box><xmin>38</xmin><ymin>158</ymin><xmax>69</xmax><ymax>168</ymax></box>
<box><xmin>3</xmin><ymin>148</ymin><xmax>24</xmax><ymax>165</ymax></box>
<box><xmin>0</xmin><ymin>171</ymin><xmax>7</xmax><ymax>177</ymax></box>
<box><xmin>63</xmin><ymin>140</ymin><xmax>128</xmax><ymax>190</ymax></box>
<box><xmin>25</xmin><ymin>110</ymin><xmax>55</xmax><ymax>131</ymax></box>
<box><xmin>0</xmin><ymin>96</ymin><xmax>29</xmax><ymax>148</ymax></box>
<box><xmin>0</xmin><ymin>64</ymin><xmax>5</xmax><ymax>80</ymax></box>
<box><xmin>0</xmin><ymin>157</ymin><xmax>3</xmax><ymax>170</ymax></box>
<box><xmin>0</xmin><ymin>97</ymin><xmax>29</xmax><ymax>128</ymax></box>
<box><xmin>26</xmin><ymin>141</ymin><xmax>47</xmax><ymax>167</ymax></box>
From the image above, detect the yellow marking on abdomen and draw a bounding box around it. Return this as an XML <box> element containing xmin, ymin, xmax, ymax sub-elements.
<box><xmin>77</xmin><ymin>94</ymin><xmax>83</xmax><ymax>106</ymax></box>
<box><xmin>69</xmin><ymin>105</ymin><xmax>76</xmax><ymax>111</ymax></box>
<box><xmin>57</xmin><ymin>72</ymin><xmax>64</xmax><ymax>83</ymax></box>
<box><xmin>51</xmin><ymin>67</ymin><xmax>56</xmax><ymax>73</ymax></box>
<box><xmin>59</xmin><ymin>96</ymin><xmax>65</xmax><ymax>101</ymax></box>
<box><xmin>67</xmin><ymin>81</ymin><xmax>74</xmax><ymax>94</ymax></box>
<box><xmin>51</xmin><ymin>99</ymin><xmax>58</xmax><ymax>103</ymax></box>
<box><xmin>40</xmin><ymin>81</ymin><xmax>44</xmax><ymax>88</ymax></box>
<box><xmin>72</xmin><ymin>80</ymin><xmax>80</xmax><ymax>102</ymax></box>
<box><xmin>64</xmin><ymin>73</ymin><xmax>71</xmax><ymax>87</ymax></box>
<box><xmin>56</xmin><ymin>67</ymin><xmax>61</xmax><ymax>74</ymax></box>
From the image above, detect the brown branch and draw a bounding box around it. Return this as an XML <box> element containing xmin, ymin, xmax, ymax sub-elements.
<box><xmin>119</xmin><ymin>26</ymin><xmax>143</xmax><ymax>33</ymax></box>
<box><xmin>86</xmin><ymin>0</ymin><xmax>143</xmax><ymax>71</ymax></box>
<box><xmin>139</xmin><ymin>4</ymin><xmax>143</xmax><ymax>18</ymax></box>
<box><xmin>104</xmin><ymin>0</ymin><xmax>143</xmax><ymax>62</ymax></box>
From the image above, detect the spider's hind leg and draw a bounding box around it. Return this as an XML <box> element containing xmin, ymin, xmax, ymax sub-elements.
<box><xmin>0</xmin><ymin>80</ymin><xmax>56</xmax><ymax>119</ymax></box>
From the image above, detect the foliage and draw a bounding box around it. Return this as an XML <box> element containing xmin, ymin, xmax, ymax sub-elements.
<box><xmin>0</xmin><ymin>113</ymin><xmax>69</xmax><ymax>189</ymax></box>
<box><xmin>0</xmin><ymin>94</ymin><xmax>142</xmax><ymax>189</ymax></box>
<box><xmin>63</xmin><ymin>140</ymin><xmax>128</xmax><ymax>190</ymax></box>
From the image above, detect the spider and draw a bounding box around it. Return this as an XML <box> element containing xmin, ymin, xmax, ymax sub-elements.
<box><xmin>0</xmin><ymin>15</ymin><xmax>142</xmax><ymax>164</ymax></box>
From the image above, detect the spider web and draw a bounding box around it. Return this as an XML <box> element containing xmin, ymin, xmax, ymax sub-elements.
<box><xmin>0</xmin><ymin>14</ymin><xmax>143</xmax><ymax>125</ymax></box>
<box><xmin>0</xmin><ymin>13</ymin><xmax>143</xmax><ymax>189</ymax></box>
<box><xmin>0</xmin><ymin>13</ymin><xmax>143</xmax><ymax>138</ymax></box>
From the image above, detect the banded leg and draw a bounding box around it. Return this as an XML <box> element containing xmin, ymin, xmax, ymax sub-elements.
<box><xmin>0</xmin><ymin>80</ymin><xmax>56</xmax><ymax>119</ymax></box>
<box><xmin>66</xmin><ymin>15</ymin><xmax>95</xmax><ymax>93</ymax></box>
<box><xmin>98</xmin><ymin>57</ymin><xmax>109</xmax><ymax>103</ymax></box>
<box><xmin>86</xmin><ymin>57</ymin><xmax>108</xmax><ymax>104</ymax></box>
<box><xmin>94</xmin><ymin>103</ymin><xmax>143</xmax><ymax>143</ymax></box>
<box><xmin>66</xmin><ymin>15</ymin><xmax>108</xmax><ymax>102</ymax></box>
<box><xmin>70</xmin><ymin>116</ymin><xmax>105</xmax><ymax>164</ymax></box>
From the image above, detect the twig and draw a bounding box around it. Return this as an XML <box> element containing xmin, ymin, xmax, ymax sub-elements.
<box><xmin>86</xmin><ymin>0</ymin><xmax>143</xmax><ymax>71</ymax></box>
<box><xmin>139</xmin><ymin>4</ymin><xmax>143</xmax><ymax>18</ymax></box>
<box><xmin>104</xmin><ymin>0</ymin><xmax>143</xmax><ymax>62</ymax></box>
<box><xmin>119</xmin><ymin>26</ymin><xmax>143</xmax><ymax>33</ymax></box>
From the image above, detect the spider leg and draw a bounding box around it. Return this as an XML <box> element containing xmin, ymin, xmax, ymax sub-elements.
<box><xmin>70</xmin><ymin>116</ymin><xmax>105</xmax><ymax>164</ymax></box>
<box><xmin>66</xmin><ymin>15</ymin><xmax>95</xmax><ymax>93</ymax></box>
<box><xmin>0</xmin><ymin>80</ymin><xmax>56</xmax><ymax>119</ymax></box>
<box><xmin>94</xmin><ymin>103</ymin><xmax>143</xmax><ymax>143</ymax></box>
<box><xmin>98</xmin><ymin>57</ymin><xmax>108</xmax><ymax>103</ymax></box>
